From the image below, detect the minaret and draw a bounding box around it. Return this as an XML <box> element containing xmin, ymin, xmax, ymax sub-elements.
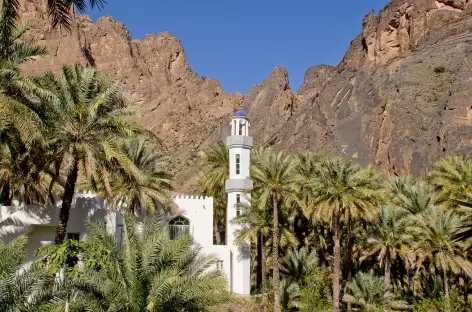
<box><xmin>225</xmin><ymin>110</ymin><xmax>252</xmax><ymax>295</ymax></box>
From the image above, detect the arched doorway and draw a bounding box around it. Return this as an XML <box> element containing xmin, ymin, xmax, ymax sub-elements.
<box><xmin>168</xmin><ymin>216</ymin><xmax>190</xmax><ymax>240</ymax></box>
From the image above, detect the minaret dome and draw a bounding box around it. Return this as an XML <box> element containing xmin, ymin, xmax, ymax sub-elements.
<box><xmin>231</xmin><ymin>110</ymin><xmax>250</xmax><ymax>136</ymax></box>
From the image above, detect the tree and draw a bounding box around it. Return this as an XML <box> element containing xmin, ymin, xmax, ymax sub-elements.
<box><xmin>281</xmin><ymin>247</ymin><xmax>317</xmax><ymax>285</ymax></box>
<box><xmin>304</xmin><ymin>158</ymin><xmax>385</xmax><ymax>312</ymax></box>
<box><xmin>197</xmin><ymin>140</ymin><xmax>229</xmax><ymax>245</ymax></box>
<box><xmin>388</xmin><ymin>176</ymin><xmax>435</xmax><ymax>215</ymax></box>
<box><xmin>343</xmin><ymin>270</ymin><xmax>409</xmax><ymax>312</ymax></box>
<box><xmin>251</xmin><ymin>148</ymin><xmax>301</xmax><ymax>312</ymax></box>
<box><xmin>85</xmin><ymin>138</ymin><xmax>174</xmax><ymax>214</ymax></box>
<box><xmin>233</xmin><ymin>191</ymin><xmax>298</xmax><ymax>312</ymax></box>
<box><xmin>32</xmin><ymin>65</ymin><xmax>141</xmax><ymax>244</ymax></box>
<box><xmin>428</xmin><ymin>156</ymin><xmax>472</xmax><ymax>208</ymax></box>
<box><xmin>0</xmin><ymin>0</ymin><xmax>53</xmax><ymax>205</ymax></box>
<box><xmin>41</xmin><ymin>214</ymin><xmax>230</xmax><ymax>311</ymax></box>
<box><xmin>414</xmin><ymin>207</ymin><xmax>472</xmax><ymax>310</ymax></box>
<box><xmin>360</xmin><ymin>205</ymin><xmax>413</xmax><ymax>287</ymax></box>
<box><xmin>0</xmin><ymin>236</ymin><xmax>52</xmax><ymax>311</ymax></box>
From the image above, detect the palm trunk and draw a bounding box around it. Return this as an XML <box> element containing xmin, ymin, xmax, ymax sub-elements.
<box><xmin>385</xmin><ymin>259</ymin><xmax>391</xmax><ymax>288</ymax></box>
<box><xmin>1</xmin><ymin>182</ymin><xmax>11</xmax><ymax>205</ymax></box>
<box><xmin>256</xmin><ymin>231</ymin><xmax>262</xmax><ymax>289</ymax></box>
<box><xmin>261</xmin><ymin>234</ymin><xmax>268</xmax><ymax>312</ymax></box>
<box><xmin>272</xmin><ymin>194</ymin><xmax>281</xmax><ymax>312</ymax></box>
<box><xmin>214</xmin><ymin>218</ymin><xmax>222</xmax><ymax>245</ymax></box>
<box><xmin>55</xmin><ymin>158</ymin><xmax>79</xmax><ymax>245</ymax></box>
<box><xmin>443</xmin><ymin>267</ymin><xmax>450</xmax><ymax>312</ymax></box>
<box><xmin>332</xmin><ymin>214</ymin><xmax>342</xmax><ymax>312</ymax></box>
<box><xmin>345</xmin><ymin>212</ymin><xmax>353</xmax><ymax>280</ymax></box>
<box><xmin>408</xmin><ymin>268</ymin><xmax>415</xmax><ymax>296</ymax></box>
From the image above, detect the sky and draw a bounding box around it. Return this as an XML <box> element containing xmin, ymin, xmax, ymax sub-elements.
<box><xmin>86</xmin><ymin>0</ymin><xmax>389</xmax><ymax>94</ymax></box>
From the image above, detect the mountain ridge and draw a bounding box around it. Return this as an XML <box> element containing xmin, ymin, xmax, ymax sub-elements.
<box><xmin>17</xmin><ymin>0</ymin><xmax>472</xmax><ymax>191</ymax></box>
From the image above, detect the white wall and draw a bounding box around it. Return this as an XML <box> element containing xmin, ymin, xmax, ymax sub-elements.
<box><xmin>171</xmin><ymin>195</ymin><xmax>214</xmax><ymax>247</ymax></box>
<box><xmin>0</xmin><ymin>194</ymin><xmax>119</xmax><ymax>265</ymax></box>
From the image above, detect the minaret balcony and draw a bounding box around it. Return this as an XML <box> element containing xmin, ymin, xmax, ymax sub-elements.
<box><xmin>225</xmin><ymin>179</ymin><xmax>253</xmax><ymax>192</ymax></box>
<box><xmin>226</xmin><ymin>135</ymin><xmax>253</xmax><ymax>148</ymax></box>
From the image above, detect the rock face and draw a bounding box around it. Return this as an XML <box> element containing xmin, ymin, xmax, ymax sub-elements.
<box><xmin>17</xmin><ymin>0</ymin><xmax>472</xmax><ymax>189</ymax></box>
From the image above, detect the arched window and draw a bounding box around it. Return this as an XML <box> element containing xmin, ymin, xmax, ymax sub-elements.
<box><xmin>236</xmin><ymin>154</ymin><xmax>240</xmax><ymax>175</ymax></box>
<box><xmin>169</xmin><ymin>216</ymin><xmax>190</xmax><ymax>240</ymax></box>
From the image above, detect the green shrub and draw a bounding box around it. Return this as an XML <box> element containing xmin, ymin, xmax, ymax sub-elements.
<box><xmin>298</xmin><ymin>266</ymin><xmax>332</xmax><ymax>312</ymax></box>
<box><xmin>414</xmin><ymin>289</ymin><xmax>471</xmax><ymax>312</ymax></box>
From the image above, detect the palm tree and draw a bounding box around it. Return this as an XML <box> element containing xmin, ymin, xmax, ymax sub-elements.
<box><xmin>343</xmin><ymin>270</ymin><xmax>410</xmax><ymax>312</ymax></box>
<box><xmin>0</xmin><ymin>0</ymin><xmax>48</xmax><ymax>140</ymax></box>
<box><xmin>197</xmin><ymin>141</ymin><xmax>229</xmax><ymax>245</ymax></box>
<box><xmin>414</xmin><ymin>207</ymin><xmax>472</xmax><ymax>310</ymax></box>
<box><xmin>84</xmin><ymin>138</ymin><xmax>174</xmax><ymax>214</ymax></box>
<box><xmin>280</xmin><ymin>247</ymin><xmax>317</xmax><ymax>285</ymax></box>
<box><xmin>42</xmin><ymin>214</ymin><xmax>229</xmax><ymax>311</ymax></box>
<box><xmin>0</xmin><ymin>235</ymin><xmax>52</xmax><ymax>311</ymax></box>
<box><xmin>251</xmin><ymin>148</ymin><xmax>301</xmax><ymax>312</ymax></box>
<box><xmin>304</xmin><ymin>158</ymin><xmax>385</xmax><ymax>312</ymax></box>
<box><xmin>428</xmin><ymin>156</ymin><xmax>472</xmax><ymax>208</ymax></box>
<box><xmin>232</xmin><ymin>195</ymin><xmax>271</xmax><ymax>293</ymax></box>
<box><xmin>232</xmin><ymin>192</ymin><xmax>298</xmax><ymax>312</ymax></box>
<box><xmin>360</xmin><ymin>205</ymin><xmax>413</xmax><ymax>287</ymax></box>
<box><xmin>388</xmin><ymin>176</ymin><xmax>435</xmax><ymax>215</ymax></box>
<box><xmin>32</xmin><ymin>65</ymin><xmax>141</xmax><ymax>244</ymax></box>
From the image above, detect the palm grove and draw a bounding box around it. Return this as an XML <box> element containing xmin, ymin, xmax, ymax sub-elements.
<box><xmin>199</xmin><ymin>142</ymin><xmax>472</xmax><ymax>312</ymax></box>
<box><xmin>2</xmin><ymin>1</ymin><xmax>472</xmax><ymax>312</ymax></box>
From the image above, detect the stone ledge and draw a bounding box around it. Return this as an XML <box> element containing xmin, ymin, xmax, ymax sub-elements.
<box><xmin>226</xmin><ymin>136</ymin><xmax>253</xmax><ymax>148</ymax></box>
<box><xmin>225</xmin><ymin>179</ymin><xmax>253</xmax><ymax>192</ymax></box>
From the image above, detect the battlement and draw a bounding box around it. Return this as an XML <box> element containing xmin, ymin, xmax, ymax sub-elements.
<box><xmin>173</xmin><ymin>194</ymin><xmax>213</xmax><ymax>200</ymax></box>
<box><xmin>74</xmin><ymin>191</ymin><xmax>98</xmax><ymax>199</ymax></box>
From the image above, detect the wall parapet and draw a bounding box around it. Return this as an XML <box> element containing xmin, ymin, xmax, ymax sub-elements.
<box><xmin>173</xmin><ymin>194</ymin><xmax>213</xmax><ymax>201</ymax></box>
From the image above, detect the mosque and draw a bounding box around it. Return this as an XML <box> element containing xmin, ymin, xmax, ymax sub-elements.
<box><xmin>0</xmin><ymin>111</ymin><xmax>253</xmax><ymax>295</ymax></box>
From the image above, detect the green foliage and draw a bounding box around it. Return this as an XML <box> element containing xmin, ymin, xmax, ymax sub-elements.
<box><xmin>298</xmin><ymin>266</ymin><xmax>332</xmax><ymax>312</ymax></box>
<box><xmin>0</xmin><ymin>236</ymin><xmax>52</xmax><ymax>311</ymax></box>
<box><xmin>40</xmin><ymin>214</ymin><xmax>230</xmax><ymax>311</ymax></box>
<box><xmin>36</xmin><ymin>239</ymin><xmax>82</xmax><ymax>277</ymax></box>
<box><xmin>414</xmin><ymin>289</ymin><xmax>471</xmax><ymax>312</ymax></box>
<box><xmin>83</xmin><ymin>138</ymin><xmax>175</xmax><ymax>214</ymax></box>
<box><xmin>343</xmin><ymin>270</ymin><xmax>410</xmax><ymax>312</ymax></box>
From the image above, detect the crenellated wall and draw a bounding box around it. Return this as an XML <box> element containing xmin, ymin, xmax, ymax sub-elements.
<box><xmin>171</xmin><ymin>195</ymin><xmax>214</xmax><ymax>247</ymax></box>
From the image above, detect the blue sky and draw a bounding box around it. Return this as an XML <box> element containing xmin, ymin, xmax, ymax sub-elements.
<box><xmin>87</xmin><ymin>0</ymin><xmax>389</xmax><ymax>94</ymax></box>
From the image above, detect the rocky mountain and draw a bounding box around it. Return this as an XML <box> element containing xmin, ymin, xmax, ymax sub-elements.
<box><xmin>17</xmin><ymin>0</ymin><xmax>472</xmax><ymax>190</ymax></box>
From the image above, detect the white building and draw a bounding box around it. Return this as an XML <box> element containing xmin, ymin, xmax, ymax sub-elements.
<box><xmin>0</xmin><ymin>110</ymin><xmax>253</xmax><ymax>295</ymax></box>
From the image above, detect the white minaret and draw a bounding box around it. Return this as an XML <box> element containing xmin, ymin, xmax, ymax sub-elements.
<box><xmin>225</xmin><ymin>110</ymin><xmax>252</xmax><ymax>295</ymax></box>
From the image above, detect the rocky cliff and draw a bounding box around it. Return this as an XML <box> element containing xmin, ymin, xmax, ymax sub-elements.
<box><xmin>17</xmin><ymin>0</ymin><xmax>472</xmax><ymax>190</ymax></box>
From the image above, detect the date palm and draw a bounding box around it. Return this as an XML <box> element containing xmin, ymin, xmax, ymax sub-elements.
<box><xmin>0</xmin><ymin>236</ymin><xmax>52</xmax><ymax>311</ymax></box>
<box><xmin>42</xmin><ymin>214</ymin><xmax>229</xmax><ymax>312</ymax></box>
<box><xmin>197</xmin><ymin>141</ymin><xmax>229</xmax><ymax>245</ymax></box>
<box><xmin>85</xmin><ymin>138</ymin><xmax>174</xmax><ymax>214</ymax></box>
<box><xmin>360</xmin><ymin>205</ymin><xmax>413</xmax><ymax>287</ymax></box>
<box><xmin>428</xmin><ymin>156</ymin><xmax>472</xmax><ymax>208</ymax></box>
<box><xmin>251</xmin><ymin>148</ymin><xmax>301</xmax><ymax>312</ymax></box>
<box><xmin>388</xmin><ymin>176</ymin><xmax>435</xmax><ymax>215</ymax></box>
<box><xmin>414</xmin><ymin>207</ymin><xmax>472</xmax><ymax>310</ymax></box>
<box><xmin>343</xmin><ymin>270</ymin><xmax>409</xmax><ymax>312</ymax></box>
<box><xmin>32</xmin><ymin>65</ymin><xmax>141</xmax><ymax>244</ymax></box>
<box><xmin>232</xmin><ymin>191</ymin><xmax>297</xmax><ymax>312</ymax></box>
<box><xmin>305</xmin><ymin>158</ymin><xmax>385</xmax><ymax>312</ymax></box>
